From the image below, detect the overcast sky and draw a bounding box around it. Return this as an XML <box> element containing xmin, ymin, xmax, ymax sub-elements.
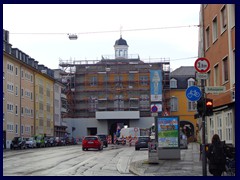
<box><xmin>3</xmin><ymin>4</ymin><xmax>200</xmax><ymax>71</ymax></box>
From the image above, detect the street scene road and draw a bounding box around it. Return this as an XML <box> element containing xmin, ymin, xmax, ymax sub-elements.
<box><xmin>3</xmin><ymin>144</ymin><xmax>148</xmax><ymax>176</ymax></box>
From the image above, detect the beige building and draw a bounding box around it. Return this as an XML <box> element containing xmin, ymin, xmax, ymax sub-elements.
<box><xmin>3</xmin><ymin>29</ymin><xmax>55</xmax><ymax>148</ymax></box>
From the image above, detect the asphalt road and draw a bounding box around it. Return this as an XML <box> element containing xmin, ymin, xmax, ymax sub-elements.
<box><xmin>3</xmin><ymin>144</ymin><xmax>148</xmax><ymax>176</ymax></box>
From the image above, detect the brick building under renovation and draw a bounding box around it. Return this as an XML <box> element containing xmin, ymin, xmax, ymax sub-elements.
<box><xmin>59</xmin><ymin>36</ymin><xmax>171</xmax><ymax>139</ymax></box>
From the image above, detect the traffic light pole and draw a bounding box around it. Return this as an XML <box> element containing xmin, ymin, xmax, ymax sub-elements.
<box><xmin>201</xmin><ymin>79</ymin><xmax>207</xmax><ymax>176</ymax></box>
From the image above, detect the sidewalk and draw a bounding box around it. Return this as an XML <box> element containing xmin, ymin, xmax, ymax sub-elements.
<box><xmin>129</xmin><ymin>142</ymin><xmax>203</xmax><ymax>176</ymax></box>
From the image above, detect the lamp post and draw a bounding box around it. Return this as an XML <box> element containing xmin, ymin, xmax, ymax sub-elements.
<box><xmin>68</xmin><ymin>34</ymin><xmax>78</xmax><ymax>40</ymax></box>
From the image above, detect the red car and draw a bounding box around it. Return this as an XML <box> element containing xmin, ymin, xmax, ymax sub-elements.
<box><xmin>82</xmin><ymin>136</ymin><xmax>103</xmax><ymax>151</ymax></box>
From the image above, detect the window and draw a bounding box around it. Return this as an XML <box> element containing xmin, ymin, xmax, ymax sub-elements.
<box><xmin>170</xmin><ymin>78</ymin><xmax>177</xmax><ymax>88</ymax></box>
<box><xmin>7</xmin><ymin>63</ymin><xmax>14</xmax><ymax>73</ymax></box>
<box><xmin>225</xmin><ymin>111</ymin><xmax>233</xmax><ymax>143</ymax></box>
<box><xmin>39</xmin><ymin>86</ymin><xmax>43</xmax><ymax>94</ymax></box>
<box><xmin>21</xmin><ymin>88</ymin><xmax>24</xmax><ymax>97</ymax></box>
<box><xmin>188</xmin><ymin>78</ymin><xmax>195</xmax><ymax>87</ymax></box>
<box><xmin>7</xmin><ymin>123</ymin><xmax>14</xmax><ymax>132</ymax></box>
<box><xmin>7</xmin><ymin>103</ymin><xmax>14</xmax><ymax>112</ymax></box>
<box><xmin>15</xmin><ymin>105</ymin><xmax>18</xmax><ymax>115</ymax></box>
<box><xmin>90</xmin><ymin>76</ymin><xmax>97</xmax><ymax>86</ymax></box>
<box><xmin>216</xmin><ymin>115</ymin><xmax>222</xmax><ymax>140</ymax></box>
<box><xmin>221</xmin><ymin>5</ymin><xmax>227</xmax><ymax>32</ymax></box>
<box><xmin>209</xmin><ymin>117</ymin><xmax>214</xmax><ymax>138</ymax></box>
<box><xmin>212</xmin><ymin>17</ymin><xmax>218</xmax><ymax>42</ymax></box>
<box><xmin>206</xmin><ymin>71</ymin><xmax>211</xmax><ymax>86</ymax></box>
<box><xmin>15</xmin><ymin>86</ymin><xmax>18</xmax><ymax>96</ymax></box>
<box><xmin>47</xmin><ymin>104</ymin><xmax>51</xmax><ymax>112</ymax></box>
<box><xmin>21</xmin><ymin>70</ymin><xmax>24</xmax><ymax>78</ymax></box>
<box><xmin>214</xmin><ymin>64</ymin><xmax>219</xmax><ymax>86</ymax></box>
<box><xmin>140</xmin><ymin>76</ymin><xmax>148</xmax><ymax>86</ymax></box>
<box><xmin>21</xmin><ymin>125</ymin><xmax>24</xmax><ymax>134</ymax></box>
<box><xmin>89</xmin><ymin>96</ymin><xmax>97</xmax><ymax>112</ymax></box>
<box><xmin>15</xmin><ymin>124</ymin><xmax>18</xmax><ymax>134</ymax></box>
<box><xmin>15</xmin><ymin>67</ymin><xmax>18</xmax><ymax>76</ymax></box>
<box><xmin>46</xmin><ymin>89</ymin><xmax>50</xmax><ymax>97</ymax></box>
<box><xmin>7</xmin><ymin>83</ymin><xmax>14</xmax><ymax>93</ymax></box>
<box><xmin>222</xmin><ymin>57</ymin><xmax>229</xmax><ymax>83</ymax></box>
<box><xmin>170</xmin><ymin>97</ymin><xmax>178</xmax><ymax>111</ymax></box>
<box><xmin>188</xmin><ymin>101</ymin><xmax>196</xmax><ymax>111</ymax></box>
<box><xmin>30</xmin><ymin>75</ymin><xmax>33</xmax><ymax>83</ymax></box>
<box><xmin>21</xmin><ymin>107</ymin><xmax>24</xmax><ymax>116</ymax></box>
<box><xmin>205</xmin><ymin>26</ymin><xmax>210</xmax><ymax>50</ymax></box>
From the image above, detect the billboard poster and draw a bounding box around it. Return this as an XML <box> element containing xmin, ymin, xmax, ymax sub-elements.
<box><xmin>150</xmin><ymin>70</ymin><xmax>162</xmax><ymax>102</ymax></box>
<box><xmin>156</xmin><ymin>116</ymin><xmax>179</xmax><ymax>148</ymax></box>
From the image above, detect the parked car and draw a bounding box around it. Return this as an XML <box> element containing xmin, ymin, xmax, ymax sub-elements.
<box><xmin>10</xmin><ymin>137</ymin><xmax>27</xmax><ymax>150</ymax></box>
<box><xmin>55</xmin><ymin>137</ymin><xmax>62</xmax><ymax>146</ymax></box>
<box><xmin>180</xmin><ymin>132</ymin><xmax>188</xmax><ymax>149</ymax></box>
<box><xmin>35</xmin><ymin>135</ymin><xmax>45</xmax><ymax>148</ymax></box>
<box><xmin>25</xmin><ymin>137</ymin><xmax>37</xmax><ymax>148</ymax></box>
<box><xmin>82</xmin><ymin>136</ymin><xmax>103</xmax><ymax>151</ymax></box>
<box><xmin>48</xmin><ymin>137</ymin><xmax>56</xmax><ymax>147</ymax></box>
<box><xmin>96</xmin><ymin>134</ymin><xmax>108</xmax><ymax>147</ymax></box>
<box><xmin>135</xmin><ymin>136</ymin><xmax>150</xmax><ymax>151</ymax></box>
<box><xmin>60</xmin><ymin>137</ymin><xmax>66</xmax><ymax>146</ymax></box>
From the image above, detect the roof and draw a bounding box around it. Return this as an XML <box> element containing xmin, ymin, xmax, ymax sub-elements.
<box><xmin>114</xmin><ymin>36</ymin><xmax>128</xmax><ymax>46</ymax></box>
<box><xmin>170</xmin><ymin>66</ymin><xmax>196</xmax><ymax>89</ymax></box>
<box><xmin>171</xmin><ymin>66</ymin><xmax>196</xmax><ymax>76</ymax></box>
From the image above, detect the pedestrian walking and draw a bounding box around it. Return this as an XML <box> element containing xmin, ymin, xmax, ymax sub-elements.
<box><xmin>206</xmin><ymin>134</ymin><xmax>227</xmax><ymax>176</ymax></box>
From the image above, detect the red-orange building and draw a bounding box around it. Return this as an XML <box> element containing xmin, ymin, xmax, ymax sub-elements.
<box><xmin>198</xmin><ymin>4</ymin><xmax>235</xmax><ymax>145</ymax></box>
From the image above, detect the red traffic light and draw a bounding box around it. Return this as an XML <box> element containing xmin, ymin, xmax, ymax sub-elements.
<box><xmin>205</xmin><ymin>98</ymin><xmax>213</xmax><ymax>116</ymax></box>
<box><xmin>206</xmin><ymin>101</ymin><xmax>213</xmax><ymax>106</ymax></box>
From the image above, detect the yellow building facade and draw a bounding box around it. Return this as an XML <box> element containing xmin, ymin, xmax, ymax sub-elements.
<box><xmin>170</xmin><ymin>66</ymin><xmax>198</xmax><ymax>142</ymax></box>
<box><xmin>35</xmin><ymin>73</ymin><xmax>54</xmax><ymax>136</ymax></box>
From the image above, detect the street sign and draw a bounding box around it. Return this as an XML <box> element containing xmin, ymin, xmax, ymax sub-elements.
<box><xmin>186</xmin><ymin>86</ymin><xmax>202</xmax><ymax>101</ymax></box>
<box><xmin>151</xmin><ymin>105</ymin><xmax>158</xmax><ymax>113</ymax></box>
<box><xmin>205</xmin><ymin>86</ymin><xmax>226</xmax><ymax>94</ymax></box>
<box><xmin>194</xmin><ymin>58</ymin><xmax>210</xmax><ymax>73</ymax></box>
<box><xmin>196</xmin><ymin>73</ymin><xmax>208</xmax><ymax>80</ymax></box>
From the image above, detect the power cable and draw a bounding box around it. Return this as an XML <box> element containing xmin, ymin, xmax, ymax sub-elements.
<box><xmin>9</xmin><ymin>25</ymin><xmax>200</xmax><ymax>35</ymax></box>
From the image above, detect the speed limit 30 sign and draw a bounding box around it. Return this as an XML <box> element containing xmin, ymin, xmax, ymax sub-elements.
<box><xmin>194</xmin><ymin>57</ymin><xmax>210</xmax><ymax>73</ymax></box>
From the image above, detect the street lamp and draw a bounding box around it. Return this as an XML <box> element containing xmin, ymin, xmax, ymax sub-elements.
<box><xmin>68</xmin><ymin>34</ymin><xmax>78</xmax><ymax>40</ymax></box>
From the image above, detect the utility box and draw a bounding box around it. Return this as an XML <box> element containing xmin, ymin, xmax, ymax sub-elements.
<box><xmin>148</xmin><ymin>142</ymin><xmax>159</xmax><ymax>164</ymax></box>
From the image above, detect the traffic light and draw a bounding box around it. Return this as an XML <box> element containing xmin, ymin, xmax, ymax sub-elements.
<box><xmin>197</xmin><ymin>98</ymin><xmax>204</xmax><ymax>116</ymax></box>
<box><xmin>205</xmin><ymin>98</ymin><xmax>213</xmax><ymax>116</ymax></box>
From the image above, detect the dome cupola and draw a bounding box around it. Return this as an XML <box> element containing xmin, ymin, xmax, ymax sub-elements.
<box><xmin>114</xmin><ymin>35</ymin><xmax>129</xmax><ymax>59</ymax></box>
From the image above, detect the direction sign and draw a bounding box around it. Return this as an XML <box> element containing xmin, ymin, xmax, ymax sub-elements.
<box><xmin>186</xmin><ymin>86</ymin><xmax>202</xmax><ymax>101</ymax></box>
<box><xmin>205</xmin><ymin>86</ymin><xmax>226</xmax><ymax>94</ymax></box>
<box><xmin>194</xmin><ymin>58</ymin><xmax>210</xmax><ymax>73</ymax></box>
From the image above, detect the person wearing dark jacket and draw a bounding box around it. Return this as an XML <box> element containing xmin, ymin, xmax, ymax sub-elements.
<box><xmin>206</xmin><ymin>134</ymin><xmax>226</xmax><ymax>176</ymax></box>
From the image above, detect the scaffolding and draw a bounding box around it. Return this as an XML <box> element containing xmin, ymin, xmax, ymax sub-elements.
<box><xmin>59</xmin><ymin>56</ymin><xmax>170</xmax><ymax>118</ymax></box>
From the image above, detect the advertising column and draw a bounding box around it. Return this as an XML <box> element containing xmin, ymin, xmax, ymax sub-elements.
<box><xmin>156</xmin><ymin>116</ymin><xmax>181</xmax><ymax>160</ymax></box>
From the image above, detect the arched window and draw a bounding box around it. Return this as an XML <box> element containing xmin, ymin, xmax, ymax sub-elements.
<box><xmin>188</xmin><ymin>78</ymin><xmax>195</xmax><ymax>87</ymax></box>
<box><xmin>170</xmin><ymin>78</ymin><xmax>177</xmax><ymax>88</ymax></box>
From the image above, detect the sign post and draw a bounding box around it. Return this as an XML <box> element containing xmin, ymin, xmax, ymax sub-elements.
<box><xmin>194</xmin><ymin>57</ymin><xmax>210</xmax><ymax>176</ymax></box>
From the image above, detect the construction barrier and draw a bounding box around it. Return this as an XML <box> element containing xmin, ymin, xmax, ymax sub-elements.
<box><xmin>107</xmin><ymin>135</ymin><xmax>112</xmax><ymax>144</ymax></box>
<box><xmin>114</xmin><ymin>135</ymin><xmax>117</xmax><ymax>144</ymax></box>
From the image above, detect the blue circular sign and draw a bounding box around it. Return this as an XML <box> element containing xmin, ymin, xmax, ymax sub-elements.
<box><xmin>151</xmin><ymin>105</ymin><xmax>158</xmax><ymax>113</ymax></box>
<box><xmin>186</xmin><ymin>86</ymin><xmax>202</xmax><ymax>101</ymax></box>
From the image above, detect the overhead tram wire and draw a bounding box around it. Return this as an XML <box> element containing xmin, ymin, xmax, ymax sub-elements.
<box><xmin>9</xmin><ymin>25</ymin><xmax>200</xmax><ymax>35</ymax></box>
